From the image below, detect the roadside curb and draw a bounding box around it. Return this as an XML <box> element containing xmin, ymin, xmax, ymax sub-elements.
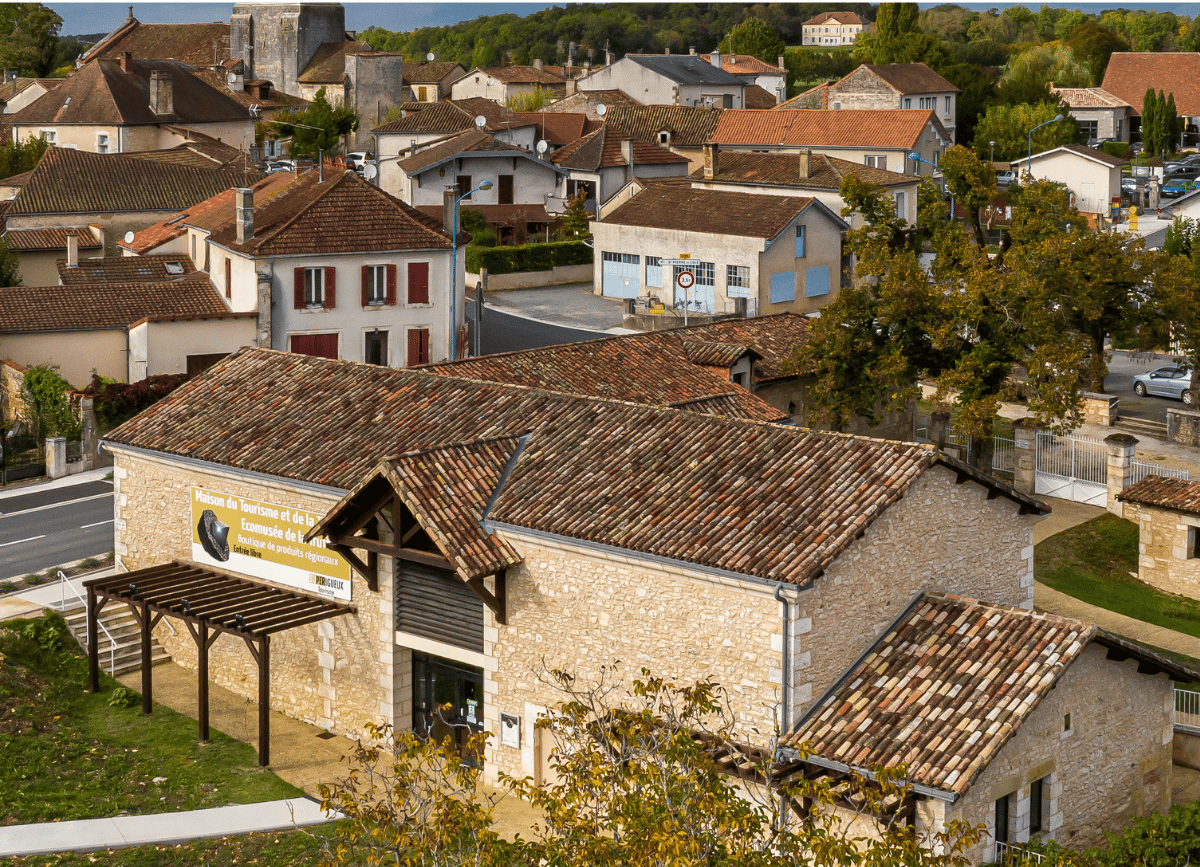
<box><xmin>0</xmin><ymin>467</ymin><xmax>112</xmax><ymax>502</ymax></box>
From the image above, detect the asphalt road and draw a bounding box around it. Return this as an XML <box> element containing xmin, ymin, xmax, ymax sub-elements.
<box><xmin>0</xmin><ymin>480</ymin><xmax>114</xmax><ymax>580</ymax></box>
<box><xmin>470</xmin><ymin>304</ymin><xmax>606</xmax><ymax>355</ymax></box>
<box><xmin>1104</xmin><ymin>350</ymin><xmax>1190</xmax><ymax>424</ymax></box>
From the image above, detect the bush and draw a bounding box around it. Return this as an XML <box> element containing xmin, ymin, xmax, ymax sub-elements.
<box><xmin>84</xmin><ymin>372</ymin><xmax>189</xmax><ymax>429</ymax></box>
<box><xmin>465</xmin><ymin>240</ymin><xmax>593</xmax><ymax>276</ymax></box>
<box><xmin>23</xmin><ymin>573</ymin><xmax>45</xmax><ymax>586</ymax></box>
<box><xmin>1101</xmin><ymin>140</ymin><xmax>1131</xmax><ymax>159</ymax></box>
<box><xmin>0</xmin><ymin>581</ymin><xmax>15</xmax><ymax>594</ymax></box>
<box><xmin>21</xmin><ymin>364</ymin><xmax>80</xmax><ymax>441</ymax></box>
<box><xmin>108</xmin><ymin>686</ymin><xmax>139</xmax><ymax>709</ymax></box>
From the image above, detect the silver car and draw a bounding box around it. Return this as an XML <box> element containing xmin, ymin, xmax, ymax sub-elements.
<box><xmin>1132</xmin><ymin>365</ymin><xmax>1194</xmax><ymax>404</ymax></box>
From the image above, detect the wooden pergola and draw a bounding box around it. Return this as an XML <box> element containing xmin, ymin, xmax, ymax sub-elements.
<box><xmin>84</xmin><ymin>561</ymin><xmax>355</xmax><ymax>766</ymax></box>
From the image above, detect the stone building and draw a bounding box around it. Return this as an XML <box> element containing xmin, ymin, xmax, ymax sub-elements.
<box><xmin>1119</xmin><ymin>476</ymin><xmax>1200</xmax><ymax>599</ymax></box>
<box><xmin>801</xmin><ymin>11</ymin><xmax>866</xmax><ymax>46</ymax></box>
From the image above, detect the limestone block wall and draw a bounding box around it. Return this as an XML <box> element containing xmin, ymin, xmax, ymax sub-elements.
<box><xmin>796</xmin><ymin>466</ymin><xmax>1037</xmax><ymax>717</ymax></box>
<box><xmin>828</xmin><ymin>68</ymin><xmax>899</xmax><ymax>110</ymax></box>
<box><xmin>1126</xmin><ymin>503</ymin><xmax>1200</xmax><ymax>599</ymax></box>
<box><xmin>0</xmin><ymin>359</ymin><xmax>26</xmax><ymax>425</ymax></box>
<box><xmin>481</xmin><ymin>532</ymin><xmax>783</xmax><ymax>786</ymax></box>
<box><xmin>950</xmin><ymin>645</ymin><xmax>1173</xmax><ymax>863</ymax></box>
<box><xmin>110</xmin><ymin>447</ymin><xmax>398</xmax><ymax>742</ymax></box>
<box><xmin>1081</xmin><ymin>392</ymin><xmax>1118</xmax><ymax>426</ymax></box>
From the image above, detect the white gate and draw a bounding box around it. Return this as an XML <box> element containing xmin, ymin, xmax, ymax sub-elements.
<box><xmin>601</xmin><ymin>252</ymin><xmax>640</xmax><ymax>298</ymax></box>
<box><xmin>1035</xmin><ymin>430</ymin><xmax>1108</xmax><ymax>506</ymax></box>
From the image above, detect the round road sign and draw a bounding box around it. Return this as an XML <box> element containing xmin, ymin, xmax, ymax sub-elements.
<box><xmin>676</xmin><ymin>270</ymin><xmax>695</xmax><ymax>290</ymax></box>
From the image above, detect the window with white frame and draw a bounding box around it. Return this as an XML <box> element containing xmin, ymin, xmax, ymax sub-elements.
<box><xmin>657</xmin><ymin>130</ymin><xmax>670</xmax><ymax>145</ymax></box>
<box><xmin>864</xmin><ymin>155</ymin><xmax>887</xmax><ymax>169</ymax></box>
<box><xmin>894</xmin><ymin>191</ymin><xmax>907</xmax><ymax>219</ymax></box>
<box><xmin>304</xmin><ymin>267</ymin><xmax>325</xmax><ymax>306</ymax></box>
<box><xmin>39</xmin><ymin>129</ymin><xmax>55</xmax><ymax>143</ymax></box>
<box><xmin>366</xmin><ymin>265</ymin><xmax>387</xmax><ymax>304</ymax></box>
<box><xmin>96</xmin><ymin>133</ymin><xmax>110</xmax><ymax>154</ymax></box>
<box><xmin>646</xmin><ymin>256</ymin><xmax>663</xmax><ymax>288</ymax></box>
<box><xmin>944</xmin><ymin>95</ymin><xmax>952</xmax><ymax>114</ymax></box>
<box><xmin>693</xmin><ymin>260</ymin><xmax>715</xmax><ymax>286</ymax></box>
<box><xmin>726</xmin><ymin>264</ymin><xmax>750</xmax><ymax>296</ymax></box>
<box><xmin>903</xmin><ymin>98</ymin><xmax>912</xmax><ymax>109</ymax></box>
<box><xmin>918</xmin><ymin>96</ymin><xmax>935</xmax><ymax>109</ymax></box>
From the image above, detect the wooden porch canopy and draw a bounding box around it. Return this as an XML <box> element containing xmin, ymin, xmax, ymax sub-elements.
<box><xmin>83</xmin><ymin>560</ymin><xmax>355</xmax><ymax>766</ymax></box>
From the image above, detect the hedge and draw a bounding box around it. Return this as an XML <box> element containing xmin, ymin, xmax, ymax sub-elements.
<box><xmin>466</xmin><ymin>240</ymin><xmax>592</xmax><ymax>276</ymax></box>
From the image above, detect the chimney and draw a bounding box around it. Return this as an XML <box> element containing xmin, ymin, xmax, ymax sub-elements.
<box><xmin>798</xmin><ymin>149</ymin><xmax>811</xmax><ymax>181</ymax></box>
<box><xmin>533</xmin><ymin>58</ymin><xmax>543</xmax><ymax>71</ymax></box>
<box><xmin>4</xmin><ymin>69</ymin><xmax>16</xmax><ymax>83</ymax></box>
<box><xmin>235</xmin><ymin>187</ymin><xmax>254</xmax><ymax>243</ymax></box>
<box><xmin>710</xmin><ymin>48</ymin><xmax>722</xmax><ymax>68</ymax></box>
<box><xmin>444</xmin><ymin>186</ymin><xmax>456</xmax><ymax>243</ymax></box>
<box><xmin>621</xmin><ymin>138</ymin><xmax>634</xmax><ymax>179</ymax></box>
<box><xmin>66</xmin><ymin>229</ymin><xmax>79</xmax><ymax>268</ymax></box>
<box><xmin>778</xmin><ymin>55</ymin><xmax>785</xmax><ymax>71</ymax></box>
<box><xmin>119</xmin><ymin>51</ymin><xmax>132</xmax><ymax>73</ymax></box>
<box><xmin>149</xmin><ymin>70</ymin><xmax>173</xmax><ymax>115</ymax></box>
<box><xmin>704</xmin><ymin>142</ymin><xmax>718</xmax><ymax>180</ymax></box>
<box><xmin>689</xmin><ymin>46</ymin><xmax>696</xmax><ymax>55</ymax></box>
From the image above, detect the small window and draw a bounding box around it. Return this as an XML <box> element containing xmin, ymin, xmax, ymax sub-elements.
<box><xmin>224</xmin><ymin>257</ymin><xmax>232</xmax><ymax>299</ymax></box>
<box><xmin>418</xmin><ymin>85</ymin><xmax>428</xmax><ymax>101</ymax></box>
<box><xmin>894</xmin><ymin>191</ymin><xmax>907</xmax><ymax>219</ymax></box>
<box><xmin>96</xmin><ymin>132</ymin><xmax>110</xmax><ymax>154</ymax></box>
<box><xmin>364</xmin><ymin>329</ymin><xmax>388</xmax><ymax>366</ymax></box>
<box><xmin>805</xmin><ymin>265</ymin><xmax>830</xmax><ymax>298</ymax></box>
<box><xmin>944</xmin><ymin>95</ymin><xmax>951</xmax><ymax>114</ymax></box>
<box><xmin>456</xmin><ymin>175</ymin><xmax>472</xmax><ymax>199</ymax></box>
<box><xmin>1029</xmin><ymin>778</ymin><xmax>1045</xmax><ymax>835</ymax></box>
<box><xmin>39</xmin><ymin>129</ymin><xmax>56</xmax><ymax>143</ymax></box>
<box><xmin>1189</xmin><ymin>526</ymin><xmax>1200</xmax><ymax>559</ymax></box>
<box><xmin>657</xmin><ymin>130</ymin><xmax>670</xmax><ymax>145</ymax></box>
<box><xmin>994</xmin><ymin>793</ymin><xmax>1011</xmax><ymax>845</ymax></box>
<box><xmin>365</xmin><ymin>264</ymin><xmax>387</xmax><ymax>304</ymax></box>
<box><xmin>407</xmin><ymin>261</ymin><xmax>430</xmax><ymax>305</ymax></box>
<box><xmin>795</xmin><ymin>225</ymin><xmax>806</xmax><ymax>258</ymax></box>
<box><xmin>304</xmin><ymin>267</ymin><xmax>325</xmax><ymax>306</ymax></box>
<box><xmin>407</xmin><ymin>327</ymin><xmax>431</xmax><ymax>366</ymax></box>
<box><xmin>832</xmin><ymin>101</ymin><xmax>841</xmax><ymax>110</ymax></box>
<box><xmin>693</xmin><ymin>261</ymin><xmax>715</xmax><ymax>286</ymax></box>
<box><xmin>726</xmin><ymin>264</ymin><xmax>750</xmax><ymax>298</ymax></box>
<box><xmin>769</xmin><ymin>271</ymin><xmax>795</xmax><ymax>304</ymax></box>
<box><xmin>164</xmin><ymin>261</ymin><xmax>184</xmax><ymax>275</ymax></box>
<box><xmin>903</xmin><ymin>97</ymin><xmax>912</xmax><ymax>109</ymax></box>
<box><xmin>1063</xmin><ymin>712</ymin><xmax>1072</xmax><ymax>735</ymax></box>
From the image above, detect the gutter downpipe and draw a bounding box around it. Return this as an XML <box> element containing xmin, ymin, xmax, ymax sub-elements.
<box><xmin>774</xmin><ymin>582</ymin><xmax>791</xmax><ymax>834</ymax></box>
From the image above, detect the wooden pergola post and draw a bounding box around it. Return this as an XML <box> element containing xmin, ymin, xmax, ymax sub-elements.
<box><xmin>86</xmin><ymin>585</ymin><xmax>100</xmax><ymax>693</ymax></box>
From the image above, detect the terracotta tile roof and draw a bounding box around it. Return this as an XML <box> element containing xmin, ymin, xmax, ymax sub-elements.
<box><xmin>5</xmin><ymin>226</ymin><xmax>101</xmax><ymax>252</ymax></box>
<box><xmin>414</xmin><ymin>203</ymin><xmax>552</xmax><ymax>225</ymax></box>
<box><xmin>601</xmin><ymin>184</ymin><xmax>829</xmax><ymax>239</ymax></box>
<box><xmin>701</xmin><ymin>54</ymin><xmax>785</xmax><ymax>75</ymax></box>
<box><xmin>373</xmin><ymin>101</ymin><xmax>478</xmax><ymax>134</ymax></box>
<box><xmin>192</xmin><ymin>69</ymin><xmax>310</xmax><ymax>110</ymax></box>
<box><xmin>298</xmin><ymin>41</ymin><xmax>399</xmax><ymax>83</ymax></box>
<box><xmin>782</xmin><ymin>593</ymin><xmax>1194</xmax><ymax>795</ymax></box>
<box><xmin>1103</xmin><ymin>52</ymin><xmax>1200</xmax><ymax>117</ymax></box>
<box><xmin>151</xmin><ymin>132</ymin><xmax>248</xmax><ymax>167</ymax></box>
<box><xmin>208</xmin><ymin>169</ymin><xmax>453</xmax><ymax>256</ymax></box>
<box><xmin>545</xmin><ymin>90</ymin><xmax>643</xmax><ymax>116</ymax></box>
<box><xmin>550</xmin><ymin>125</ymin><xmax>689</xmax><ymax>170</ymax></box>
<box><xmin>1118</xmin><ymin>475</ymin><xmax>1200</xmax><ymax>514</ymax></box>
<box><xmin>804</xmin><ymin>11</ymin><xmax>865</xmax><ymax>25</ymax></box>
<box><xmin>862</xmin><ymin>63</ymin><xmax>958</xmax><ymax>95</ymax></box>
<box><xmin>779</xmin><ymin>83</ymin><xmax>831</xmax><ymax>110</ymax></box>
<box><xmin>693</xmin><ymin>150</ymin><xmax>915</xmax><ymax>190</ymax></box>
<box><xmin>404</xmin><ymin>61</ymin><xmax>465</xmax><ymax>84</ymax></box>
<box><xmin>1015</xmin><ymin>144</ymin><xmax>1127</xmax><ymax>170</ymax></box>
<box><xmin>509</xmin><ymin>112</ymin><xmax>588</xmax><ymax>145</ymax></box>
<box><xmin>712</xmin><ymin>108</ymin><xmax>943</xmax><ymax>149</ymax></box>
<box><xmin>1049</xmin><ymin>85</ymin><xmax>1131</xmax><ymax>109</ymax></box>
<box><xmin>106</xmin><ymin>347</ymin><xmax>1042</xmax><ymax>585</ymax></box>
<box><xmin>0</xmin><ymin>169</ymin><xmax>33</xmax><ymax>189</ymax></box>
<box><xmin>312</xmin><ymin>438</ymin><xmax>524</xmax><ymax>582</ymax></box>
<box><xmin>9</xmin><ymin>143</ymin><xmax>261</xmax><ymax>218</ymax></box>
<box><xmin>606</xmin><ymin>104</ymin><xmax>725</xmax><ymax>147</ymax></box>
<box><xmin>744</xmin><ymin>85</ymin><xmax>778</xmax><ymax>109</ymax></box>
<box><xmin>83</xmin><ymin>19</ymin><xmax>231</xmax><ymax>67</ymax></box>
<box><xmin>680</xmin><ymin>339</ymin><xmax>758</xmax><ymax>368</ymax></box>
<box><xmin>10</xmin><ymin>59</ymin><xmax>252</xmax><ymax>126</ymax></box>
<box><xmin>622</xmin><ymin>55</ymin><xmax>745</xmax><ymax>87</ymax></box>
<box><xmin>0</xmin><ymin>274</ymin><xmax>228</xmax><ymax>333</ymax></box>
<box><xmin>58</xmin><ymin>253</ymin><xmax>197</xmax><ymax>285</ymax></box>
<box><xmin>397</xmin><ymin>129</ymin><xmax>547</xmax><ymax>175</ymax></box>
<box><xmin>471</xmin><ymin>65</ymin><xmax>566</xmax><ymax>85</ymax></box>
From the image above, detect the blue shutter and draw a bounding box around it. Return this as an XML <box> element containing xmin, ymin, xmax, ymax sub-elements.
<box><xmin>805</xmin><ymin>265</ymin><xmax>830</xmax><ymax>297</ymax></box>
<box><xmin>794</xmin><ymin>225</ymin><xmax>806</xmax><ymax>258</ymax></box>
<box><xmin>770</xmin><ymin>271</ymin><xmax>796</xmax><ymax>304</ymax></box>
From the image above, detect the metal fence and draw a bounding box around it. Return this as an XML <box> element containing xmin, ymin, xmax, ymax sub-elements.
<box><xmin>992</xmin><ymin>436</ymin><xmax>1016</xmax><ymax>475</ymax></box>
<box><xmin>66</xmin><ymin>440</ymin><xmax>82</xmax><ymax>464</ymax></box>
<box><xmin>1</xmin><ymin>433</ymin><xmax>44</xmax><ymax>484</ymax></box>
<box><xmin>913</xmin><ymin>412</ymin><xmax>1014</xmax><ymax>476</ymax></box>
<box><xmin>1131</xmin><ymin>460</ymin><xmax>1190</xmax><ymax>486</ymax></box>
<box><xmin>1176</xmin><ymin>688</ymin><xmax>1200</xmax><ymax>732</ymax></box>
<box><xmin>995</xmin><ymin>841</ymin><xmax>1045</xmax><ymax>865</ymax></box>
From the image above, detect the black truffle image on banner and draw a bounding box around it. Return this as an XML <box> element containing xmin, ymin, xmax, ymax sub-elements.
<box><xmin>197</xmin><ymin>509</ymin><xmax>231</xmax><ymax>561</ymax></box>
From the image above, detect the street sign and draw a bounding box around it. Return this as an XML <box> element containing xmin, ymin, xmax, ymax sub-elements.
<box><xmin>659</xmin><ymin>258</ymin><xmax>695</xmax><ymax>267</ymax></box>
<box><xmin>676</xmin><ymin>270</ymin><xmax>695</xmax><ymax>290</ymax></box>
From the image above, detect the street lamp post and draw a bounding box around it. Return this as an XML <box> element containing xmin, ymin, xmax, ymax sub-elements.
<box><xmin>908</xmin><ymin>152</ymin><xmax>954</xmax><ymax>219</ymax></box>
<box><xmin>448</xmin><ymin>180</ymin><xmax>493</xmax><ymax>361</ymax></box>
<box><xmin>1026</xmin><ymin>114</ymin><xmax>1064</xmax><ymax>179</ymax></box>
<box><xmin>989</xmin><ymin>140</ymin><xmax>995</xmax><ymax>163</ymax></box>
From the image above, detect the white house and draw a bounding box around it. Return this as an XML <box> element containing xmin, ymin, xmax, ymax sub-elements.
<box><xmin>450</xmin><ymin>65</ymin><xmax>568</xmax><ymax>104</ymax></box>
<box><xmin>577</xmin><ymin>53</ymin><xmax>746</xmax><ymax>109</ymax></box>
<box><xmin>591</xmin><ymin>181</ymin><xmax>848</xmax><ymax>317</ymax></box>
<box><xmin>1010</xmin><ymin>144</ymin><xmax>1125</xmax><ymax>218</ymax></box>
<box><xmin>802</xmin><ymin>11</ymin><xmax>866</xmax><ymax>45</ymax></box>
<box><xmin>549</xmin><ymin>125</ymin><xmax>690</xmax><ymax>217</ymax></box>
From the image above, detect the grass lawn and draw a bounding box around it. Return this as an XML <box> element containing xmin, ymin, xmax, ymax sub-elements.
<box><xmin>5</xmin><ymin>830</ymin><xmax>324</xmax><ymax>866</ymax></box>
<box><xmin>0</xmin><ymin>612</ymin><xmax>304</xmax><ymax>825</ymax></box>
<box><xmin>1036</xmin><ymin>513</ymin><xmax>1200</xmax><ymax>642</ymax></box>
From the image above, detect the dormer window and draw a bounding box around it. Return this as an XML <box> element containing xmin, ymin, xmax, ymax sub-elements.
<box><xmin>657</xmin><ymin>130</ymin><xmax>670</xmax><ymax>145</ymax></box>
<box><xmin>164</xmin><ymin>261</ymin><xmax>184</xmax><ymax>275</ymax></box>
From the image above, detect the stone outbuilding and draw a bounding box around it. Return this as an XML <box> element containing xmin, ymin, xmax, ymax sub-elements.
<box><xmin>1119</xmin><ymin>475</ymin><xmax>1200</xmax><ymax>599</ymax></box>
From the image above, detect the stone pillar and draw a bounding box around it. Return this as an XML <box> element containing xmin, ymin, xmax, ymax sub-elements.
<box><xmin>930</xmin><ymin>411</ymin><xmax>951</xmax><ymax>451</ymax></box>
<box><xmin>80</xmin><ymin>396</ymin><xmax>98</xmax><ymax>470</ymax></box>
<box><xmin>45</xmin><ymin>436</ymin><xmax>66</xmax><ymax>479</ymax></box>
<box><xmin>1105</xmin><ymin>432</ymin><xmax>1138</xmax><ymax>516</ymax></box>
<box><xmin>255</xmin><ymin>269</ymin><xmax>272</xmax><ymax>348</ymax></box>
<box><xmin>1012</xmin><ymin>418</ymin><xmax>1038</xmax><ymax>497</ymax></box>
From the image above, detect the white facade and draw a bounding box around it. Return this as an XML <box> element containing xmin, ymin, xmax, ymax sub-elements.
<box><xmin>1010</xmin><ymin>147</ymin><xmax>1123</xmax><ymax>216</ymax></box>
<box><xmin>577</xmin><ymin>58</ymin><xmax>744</xmax><ymax>109</ymax></box>
<box><xmin>127</xmin><ymin>316</ymin><xmax>257</xmax><ymax>381</ymax></box>
<box><xmin>12</xmin><ymin>119</ymin><xmax>255</xmax><ymax>154</ymax></box>
<box><xmin>688</xmin><ymin>177</ymin><xmax>919</xmax><ymax>228</ymax></box>
<box><xmin>389</xmin><ymin>152</ymin><xmax>564</xmax><ymax>209</ymax></box>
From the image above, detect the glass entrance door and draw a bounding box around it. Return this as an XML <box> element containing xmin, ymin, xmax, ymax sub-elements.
<box><xmin>412</xmin><ymin>653</ymin><xmax>484</xmax><ymax>762</ymax></box>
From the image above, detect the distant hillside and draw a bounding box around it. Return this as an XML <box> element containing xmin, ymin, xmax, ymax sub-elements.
<box><xmin>362</xmin><ymin>3</ymin><xmax>874</xmax><ymax>69</ymax></box>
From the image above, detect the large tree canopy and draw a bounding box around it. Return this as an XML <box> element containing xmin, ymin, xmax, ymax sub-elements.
<box><xmin>718</xmin><ymin>16</ymin><xmax>785</xmax><ymax>64</ymax></box>
<box><xmin>272</xmin><ymin>88</ymin><xmax>358</xmax><ymax>159</ymax></box>
<box><xmin>972</xmin><ymin>102</ymin><xmax>1077</xmax><ymax>163</ymax></box>
<box><xmin>0</xmin><ymin>3</ymin><xmax>61</xmax><ymax>78</ymax></box>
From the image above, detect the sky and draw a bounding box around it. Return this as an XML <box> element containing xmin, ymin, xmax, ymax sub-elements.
<box><xmin>46</xmin><ymin>1</ymin><xmax>1200</xmax><ymax>40</ymax></box>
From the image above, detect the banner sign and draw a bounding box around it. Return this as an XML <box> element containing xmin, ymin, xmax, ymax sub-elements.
<box><xmin>191</xmin><ymin>487</ymin><xmax>352</xmax><ymax>601</ymax></box>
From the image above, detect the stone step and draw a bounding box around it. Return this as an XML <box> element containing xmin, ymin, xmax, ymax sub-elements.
<box><xmin>58</xmin><ymin>598</ymin><xmax>170</xmax><ymax>676</ymax></box>
<box><xmin>1115</xmin><ymin>416</ymin><xmax>1167</xmax><ymax>439</ymax></box>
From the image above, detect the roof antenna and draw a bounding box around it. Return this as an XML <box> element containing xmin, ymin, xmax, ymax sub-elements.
<box><xmin>318</xmin><ymin>148</ymin><xmax>323</xmax><ymax>182</ymax></box>
<box><xmin>128</xmin><ymin>5</ymin><xmax>134</xmax><ymax>20</ymax></box>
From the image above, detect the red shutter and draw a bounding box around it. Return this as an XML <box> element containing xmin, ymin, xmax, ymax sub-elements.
<box><xmin>361</xmin><ymin>264</ymin><xmax>370</xmax><ymax>306</ymax></box>
<box><xmin>291</xmin><ymin>333</ymin><xmax>339</xmax><ymax>359</ymax></box>
<box><xmin>407</xmin><ymin>328</ymin><xmax>430</xmax><ymax>366</ymax></box>
<box><xmin>324</xmin><ymin>267</ymin><xmax>336</xmax><ymax>308</ymax></box>
<box><xmin>224</xmin><ymin>258</ymin><xmax>232</xmax><ymax>299</ymax></box>
<box><xmin>385</xmin><ymin>264</ymin><xmax>397</xmax><ymax>305</ymax></box>
<box><xmin>408</xmin><ymin>262</ymin><xmax>429</xmax><ymax>305</ymax></box>
<box><xmin>293</xmin><ymin>267</ymin><xmax>304</xmax><ymax>309</ymax></box>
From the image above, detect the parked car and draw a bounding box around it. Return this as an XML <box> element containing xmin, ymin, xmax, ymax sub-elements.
<box><xmin>342</xmin><ymin>152</ymin><xmax>374</xmax><ymax>174</ymax></box>
<box><xmin>1121</xmin><ymin>177</ymin><xmax>1139</xmax><ymax>195</ymax></box>
<box><xmin>996</xmin><ymin>170</ymin><xmax>1017</xmax><ymax>186</ymax></box>
<box><xmin>265</xmin><ymin>159</ymin><xmax>294</xmax><ymax>174</ymax></box>
<box><xmin>1132</xmin><ymin>365</ymin><xmax>1194</xmax><ymax>404</ymax></box>
<box><xmin>1162</xmin><ymin>178</ymin><xmax>1200</xmax><ymax>198</ymax></box>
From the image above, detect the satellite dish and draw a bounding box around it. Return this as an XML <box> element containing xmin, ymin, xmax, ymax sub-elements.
<box><xmin>596</xmin><ymin>104</ymin><xmax>607</xmax><ymax>117</ymax></box>
<box><xmin>475</xmin><ymin>115</ymin><xmax>487</xmax><ymax>129</ymax></box>
<box><xmin>226</xmin><ymin>71</ymin><xmax>238</xmax><ymax>85</ymax></box>
<box><xmin>123</xmin><ymin>231</ymin><xmax>134</xmax><ymax>244</ymax></box>
<box><xmin>426</xmin><ymin>52</ymin><xmax>435</xmax><ymax>61</ymax></box>
<box><xmin>363</xmin><ymin>163</ymin><xmax>378</xmax><ymax>180</ymax></box>
<box><xmin>536</xmin><ymin>139</ymin><xmax>548</xmax><ymax>154</ymax></box>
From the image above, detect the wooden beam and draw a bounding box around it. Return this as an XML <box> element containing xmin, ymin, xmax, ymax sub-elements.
<box><xmin>467</xmin><ymin>575</ymin><xmax>504</xmax><ymax>622</ymax></box>
<box><xmin>258</xmin><ymin>636</ymin><xmax>270</xmax><ymax>767</ymax></box>
<box><xmin>198</xmin><ymin>621</ymin><xmax>210</xmax><ymax>742</ymax></box>
<box><xmin>140</xmin><ymin>600</ymin><xmax>153</xmax><ymax>715</ymax></box>
<box><xmin>329</xmin><ymin>542</ymin><xmax>377</xmax><ymax>592</ymax></box>
<box><xmin>87</xmin><ymin>585</ymin><xmax>100</xmax><ymax>694</ymax></box>
<box><xmin>342</xmin><ymin>487</ymin><xmax>398</xmax><ymax>538</ymax></box>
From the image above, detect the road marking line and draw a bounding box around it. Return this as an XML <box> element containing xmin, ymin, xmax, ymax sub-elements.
<box><xmin>0</xmin><ymin>535</ymin><xmax>45</xmax><ymax>548</ymax></box>
<box><xmin>0</xmin><ymin>492</ymin><xmax>113</xmax><ymax>519</ymax></box>
<box><xmin>80</xmin><ymin>520</ymin><xmax>114</xmax><ymax>529</ymax></box>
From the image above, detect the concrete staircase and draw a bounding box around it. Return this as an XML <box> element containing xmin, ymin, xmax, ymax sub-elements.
<box><xmin>1114</xmin><ymin>415</ymin><xmax>1168</xmax><ymax>440</ymax></box>
<box><xmin>57</xmin><ymin>597</ymin><xmax>170</xmax><ymax>676</ymax></box>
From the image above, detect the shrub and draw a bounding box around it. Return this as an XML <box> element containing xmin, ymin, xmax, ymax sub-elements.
<box><xmin>80</xmin><ymin>557</ymin><xmax>101</xmax><ymax>569</ymax></box>
<box><xmin>23</xmin><ymin>573</ymin><xmax>45</xmax><ymax>586</ymax></box>
<box><xmin>0</xmin><ymin>581</ymin><xmax>15</xmax><ymax>594</ymax></box>
<box><xmin>1101</xmin><ymin>140</ymin><xmax>1130</xmax><ymax>159</ymax></box>
<box><xmin>21</xmin><ymin>364</ymin><xmax>80</xmax><ymax>441</ymax></box>
<box><xmin>108</xmin><ymin>686</ymin><xmax>139</xmax><ymax>709</ymax></box>
<box><xmin>465</xmin><ymin>240</ymin><xmax>593</xmax><ymax>276</ymax></box>
<box><xmin>84</xmin><ymin>372</ymin><xmax>189</xmax><ymax>429</ymax></box>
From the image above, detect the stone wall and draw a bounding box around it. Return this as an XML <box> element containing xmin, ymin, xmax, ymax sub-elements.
<box><xmin>465</xmin><ymin>264</ymin><xmax>592</xmax><ymax>291</ymax></box>
<box><xmin>0</xmin><ymin>359</ymin><xmax>25</xmax><ymax>425</ymax></box>
<box><xmin>757</xmin><ymin>377</ymin><xmax>915</xmax><ymax>444</ymax></box>
<box><xmin>1168</xmin><ymin>409</ymin><xmax>1200</xmax><ymax>446</ymax></box>
<box><xmin>828</xmin><ymin>66</ymin><xmax>899</xmax><ymax>110</ymax></box>
<box><xmin>110</xmin><ymin>447</ymin><xmax>400</xmax><ymax>742</ymax></box>
<box><xmin>1081</xmin><ymin>392</ymin><xmax>1118</xmax><ymax>427</ymax></box>
<box><xmin>794</xmin><ymin>466</ymin><xmax>1037</xmax><ymax>720</ymax></box>
<box><xmin>949</xmin><ymin>644</ymin><xmax>1173</xmax><ymax>862</ymax></box>
<box><xmin>481</xmin><ymin>532</ymin><xmax>783</xmax><ymax>787</ymax></box>
<box><xmin>1125</xmin><ymin>502</ymin><xmax>1200</xmax><ymax>599</ymax></box>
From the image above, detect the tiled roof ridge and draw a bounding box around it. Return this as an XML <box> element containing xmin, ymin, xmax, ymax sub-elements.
<box><xmin>241</xmin><ymin>169</ymin><xmax>353</xmax><ymax>248</ymax></box>
<box><xmin>391</xmin><ymin>432</ymin><xmax>527</xmax><ymax>463</ymax></box>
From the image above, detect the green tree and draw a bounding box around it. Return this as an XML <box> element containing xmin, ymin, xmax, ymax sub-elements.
<box><xmin>972</xmin><ymin>103</ymin><xmax>1075</xmax><ymax>163</ymax></box>
<box><xmin>0</xmin><ymin>236</ymin><xmax>22</xmax><ymax>289</ymax></box>
<box><xmin>506</xmin><ymin>84</ymin><xmax>552</xmax><ymax>112</ymax></box>
<box><xmin>0</xmin><ymin>4</ymin><xmax>61</xmax><ymax>78</ymax></box>
<box><xmin>20</xmin><ymin>364</ymin><xmax>79</xmax><ymax>441</ymax></box>
<box><xmin>1001</xmin><ymin>44</ymin><xmax>1093</xmax><ymax>91</ymax></box>
<box><xmin>717</xmin><ymin>16</ymin><xmax>784</xmax><ymax>64</ymax></box>
<box><xmin>0</xmin><ymin>135</ymin><xmax>46</xmax><ymax>180</ymax></box>
<box><xmin>559</xmin><ymin>193</ymin><xmax>591</xmax><ymax>239</ymax></box>
<box><xmin>941</xmin><ymin>62</ymin><xmax>997</xmax><ymax>150</ymax></box>
<box><xmin>1064</xmin><ymin>20</ymin><xmax>1129</xmax><ymax>86</ymax></box>
<box><xmin>1141</xmin><ymin>89</ymin><xmax>1179</xmax><ymax>160</ymax></box>
<box><xmin>272</xmin><ymin>87</ymin><xmax>358</xmax><ymax>160</ymax></box>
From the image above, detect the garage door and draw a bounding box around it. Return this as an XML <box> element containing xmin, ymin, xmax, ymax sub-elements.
<box><xmin>601</xmin><ymin>252</ymin><xmax>641</xmax><ymax>298</ymax></box>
